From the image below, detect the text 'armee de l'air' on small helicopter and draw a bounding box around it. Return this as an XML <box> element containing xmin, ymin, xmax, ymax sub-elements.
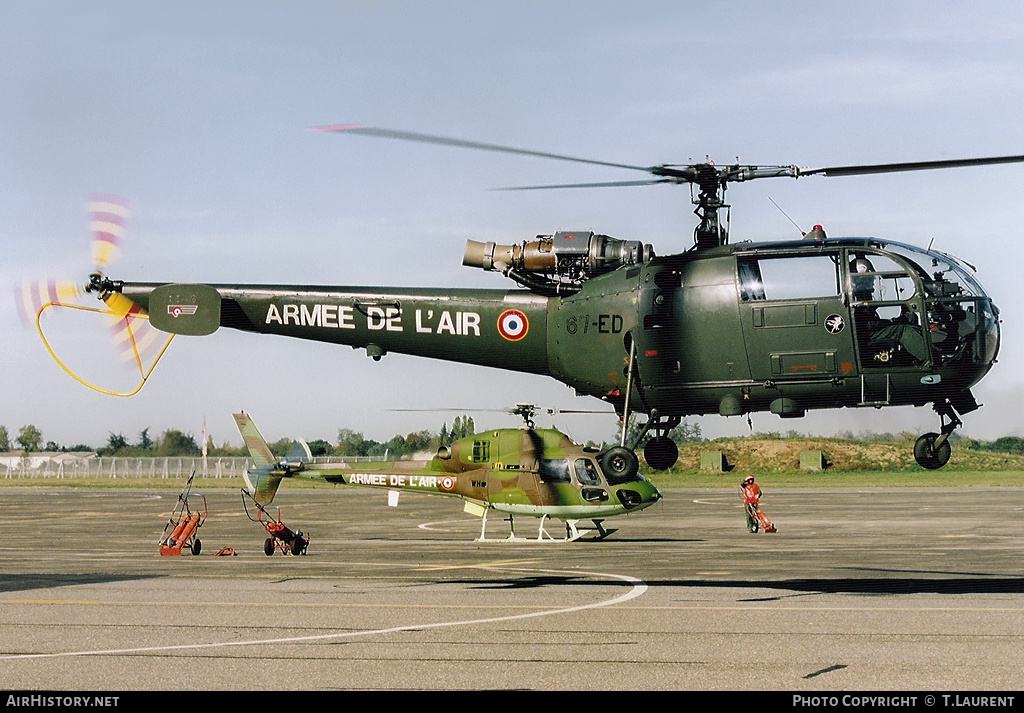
<box><xmin>19</xmin><ymin>128</ymin><xmax>1020</xmax><ymax>470</ymax></box>
<box><xmin>233</xmin><ymin>405</ymin><xmax>661</xmax><ymax>542</ymax></box>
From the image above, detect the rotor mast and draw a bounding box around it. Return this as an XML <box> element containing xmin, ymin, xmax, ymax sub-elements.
<box><xmin>691</xmin><ymin>165</ymin><xmax>730</xmax><ymax>250</ymax></box>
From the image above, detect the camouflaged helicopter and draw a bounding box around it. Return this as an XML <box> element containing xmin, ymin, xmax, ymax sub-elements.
<box><xmin>233</xmin><ymin>406</ymin><xmax>661</xmax><ymax>542</ymax></box>
<box><xmin>19</xmin><ymin>129</ymin><xmax>1020</xmax><ymax>472</ymax></box>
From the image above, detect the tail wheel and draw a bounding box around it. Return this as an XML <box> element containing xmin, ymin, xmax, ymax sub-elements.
<box><xmin>914</xmin><ymin>432</ymin><xmax>951</xmax><ymax>470</ymax></box>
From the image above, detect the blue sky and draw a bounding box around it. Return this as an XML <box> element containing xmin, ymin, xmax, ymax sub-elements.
<box><xmin>3</xmin><ymin>1</ymin><xmax>1023</xmax><ymax>449</ymax></box>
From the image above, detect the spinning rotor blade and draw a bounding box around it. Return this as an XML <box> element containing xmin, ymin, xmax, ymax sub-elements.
<box><xmin>388</xmin><ymin>405</ymin><xmax>614</xmax><ymax>422</ymax></box>
<box><xmin>103</xmin><ymin>290</ymin><xmax>163</xmax><ymax>365</ymax></box>
<box><xmin>495</xmin><ymin>179</ymin><xmax>673</xmax><ymax>191</ymax></box>
<box><xmin>314</xmin><ymin>124</ymin><xmax>658</xmax><ymax>173</ymax></box>
<box><xmin>17</xmin><ymin>194</ymin><xmax>131</xmax><ymax>324</ymax></box>
<box><xmin>797</xmin><ymin>153</ymin><xmax>1024</xmax><ymax>178</ymax></box>
<box><xmin>319</xmin><ymin>124</ymin><xmax>1024</xmax><ymax>186</ymax></box>
<box><xmin>15</xmin><ymin>280</ymin><xmax>83</xmax><ymax>326</ymax></box>
<box><xmin>88</xmin><ymin>193</ymin><xmax>130</xmax><ymax>271</ymax></box>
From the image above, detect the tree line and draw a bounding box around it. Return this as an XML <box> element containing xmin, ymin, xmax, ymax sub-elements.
<box><xmin>4</xmin><ymin>419</ymin><xmax>1022</xmax><ymax>458</ymax></box>
<box><xmin>0</xmin><ymin>416</ymin><xmax>482</xmax><ymax>459</ymax></box>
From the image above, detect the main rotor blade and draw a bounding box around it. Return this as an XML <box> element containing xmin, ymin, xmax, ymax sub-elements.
<box><xmin>495</xmin><ymin>179</ymin><xmax>674</xmax><ymax>191</ymax></box>
<box><xmin>313</xmin><ymin>124</ymin><xmax>656</xmax><ymax>173</ymax></box>
<box><xmin>799</xmin><ymin>154</ymin><xmax>1024</xmax><ymax>178</ymax></box>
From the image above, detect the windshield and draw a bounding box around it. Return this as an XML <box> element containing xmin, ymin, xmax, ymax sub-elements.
<box><xmin>866</xmin><ymin>240</ymin><xmax>998</xmax><ymax>368</ymax></box>
<box><xmin>879</xmin><ymin>241</ymin><xmax>986</xmax><ymax>298</ymax></box>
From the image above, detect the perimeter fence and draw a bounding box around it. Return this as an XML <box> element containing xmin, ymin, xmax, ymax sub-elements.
<box><xmin>1</xmin><ymin>455</ymin><xmax>381</xmax><ymax>480</ymax></box>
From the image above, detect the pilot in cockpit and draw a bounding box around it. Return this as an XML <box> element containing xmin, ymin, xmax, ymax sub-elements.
<box><xmin>850</xmin><ymin>257</ymin><xmax>928</xmax><ymax>365</ymax></box>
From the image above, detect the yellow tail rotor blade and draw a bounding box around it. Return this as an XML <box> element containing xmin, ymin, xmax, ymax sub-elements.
<box><xmin>88</xmin><ymin>193</ymin><xmax>129</xmax><ymax>270</ymax></box>
<box><xmin>15</xmin><ymin>280</ymin><xmax>83</xmax><ymax>325</ymax></box>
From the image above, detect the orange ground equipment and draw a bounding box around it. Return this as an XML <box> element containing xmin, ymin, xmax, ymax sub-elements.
<box><xmin>747</xmin><ymin>504</ymin><xmax>777</xmax><ymax>533</ymax></box>
<box><xmin>159</xmin><ymin>473</ymin><xmax>208</xmax><ymax>555</ymax></box>
<box><xmin>241</xmin><ymin>489</ymin><xmax>310</xmax><ymax>556</ymax></box>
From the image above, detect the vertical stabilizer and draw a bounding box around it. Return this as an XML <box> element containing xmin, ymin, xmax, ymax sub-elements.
<box><xmin>233</xmin><ymin>412</ymin><xmax>283</xmax><ymax>505</ymax></box>
<box><xmin>244</xmin><ymin>465</ymin><xmax>284</xmax><ymax>505</ymax></box>
<box><xmin>233</xmin><ymin>412</ymin><xmax>276</xmax><ymax>467</ymax></box>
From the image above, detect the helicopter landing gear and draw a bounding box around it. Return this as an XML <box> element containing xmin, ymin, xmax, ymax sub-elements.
<box><xmin>914</xmin><ymin>400</ymin><xmax>961</xmax><ymax>470</ymax></box>
<box><xmin>644</xmin><ymin>435</ymin><xmax>679</xmax><ymax>471</ymax></box>
<box><xmin>627</xmin><ymin>410</ymin><xmax>681</xmax><ymax>471</ymax></box>
<box><xmin>914</xmin><ymin>433</ymin><xmax>951</xmax><ymax>470</ymax></box>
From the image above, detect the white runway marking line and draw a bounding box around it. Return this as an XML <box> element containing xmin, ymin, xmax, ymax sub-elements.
<box><xmin>417</xmin><ymin>519</ymin><xmax>470</xmax><ymax>531</ymax></box>
<box><xmin>0</xmin><ymin>567</ymin><xmax>647</xmax><ymax>661</ymax></box>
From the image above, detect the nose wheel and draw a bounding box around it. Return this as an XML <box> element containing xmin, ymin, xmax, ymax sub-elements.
<box><xmin>914</xmin><ymin>432</ymin><xmax>952</xmax><ymax>470</ymax></box>
<box><xmin>914</xmin><ymin>400</ymin><xmax>961</xmax><ymax>470</ymax></box>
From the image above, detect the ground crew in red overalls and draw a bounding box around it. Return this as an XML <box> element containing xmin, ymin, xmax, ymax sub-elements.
<box><xmin>740</xmin><ymin>475</ymin><xmax>762</xmax><ymax>532</ymax></box>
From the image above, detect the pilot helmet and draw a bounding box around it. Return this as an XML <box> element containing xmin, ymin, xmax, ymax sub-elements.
<box><xmin>850</xmin><ymin>257</ymin><xmax>876</xmax><ymax>301</ymax></box>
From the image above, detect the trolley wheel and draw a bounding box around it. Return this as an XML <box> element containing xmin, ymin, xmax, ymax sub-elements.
<box><xmin>191</xmin><ymin>538</ymin><xmax>202</xmax><ymax>556</ymax></box>
<box><xmin>264</xmin><ymin>537</ymin><xmax>275</xmax><ymax>556</ymax></box>
<box><xmin>291</xmin><ymin>536</ymin><xmax>306</xmax><ymax>556</ymax></box>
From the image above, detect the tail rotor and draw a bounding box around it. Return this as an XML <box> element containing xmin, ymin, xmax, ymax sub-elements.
<box><xmin>15</xmin><ymin>193</ymin><xmax>174</xmax><ymax>396</ymax></box>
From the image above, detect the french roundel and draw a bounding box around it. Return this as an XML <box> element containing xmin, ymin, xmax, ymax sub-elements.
<box><xmin>497</xmin><ymin>309</ymin><xmax>529</xmax><ymax>341</ymax></box>
<box><xmin>440</xmin><ymin>476</ymin><xmax>455</xmax><ymax>491</ymax></box>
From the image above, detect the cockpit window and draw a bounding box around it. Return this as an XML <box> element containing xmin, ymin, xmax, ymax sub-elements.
<box><xmin>573</xmin><ymin>458</ymin><xmax>602</xmax><ymax>485</ymax></box>
<box><xmin>537</xmin><ymin>458</ymin><xmax>571</xmax><ymax>483</ymax></box>
<box><xmin>847</xmin><ymin>250</ymin><xmax>926</xmax><ymax>367</ymax></box>
<box><xmin>873</xmin><ymin>241</ymin><xmax>997</xmax><ymax>367</ymax></box>
<box><xmin>739</xmin><ymin>255</ymin><xmax>840</xmax><ymax>301</ymax></box>
<box><xmin>882</xmin><ymin>242</ymin><xmax>985</xmax><ymax>298</ymax></box>
<box><xmin>847</xmin><ymin>251</ymin><xmax>918</xmax><ymax>303</ymax></box>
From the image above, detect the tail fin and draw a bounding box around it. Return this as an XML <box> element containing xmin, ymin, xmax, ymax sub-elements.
<box><xmin>233</xmin><ymin>412</ymin><xmax>282</xmax><ymax>505</ymax></box>
<box><xmin>233</xmin><ymin>412</ymin><xmax>275</xmax><ymax>467</ymax></box>
<box><xmin>245</xmin><ymin>466</ymin><xmax>284</xmax><ymax>506</ymax></box>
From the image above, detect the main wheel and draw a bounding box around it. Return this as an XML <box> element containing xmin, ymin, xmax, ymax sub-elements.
<box><xmin>914</xmin><ymin>432</ymin><xmax>951</xmax><ymax>470</ymax></box>
<box><xmin>643</xmin><ymin>436</ymin><xmax>678</xmax><ymax>471</ymax></box>
<box><xmin>601</xmin><ymin>446</ymin><xmax>639</xmax><ymax>481</ymax></box>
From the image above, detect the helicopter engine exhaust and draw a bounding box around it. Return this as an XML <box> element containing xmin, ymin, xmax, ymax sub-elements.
<box><xmin>464</xmin><ymin>232</ymin><xmax>651</xmax><ymax>294</ymax></box>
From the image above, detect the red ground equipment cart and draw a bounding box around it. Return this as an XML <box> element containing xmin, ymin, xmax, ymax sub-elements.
<box><xmin>241</xmin><ymin>489</ymin><xmax>310</xmax><ymax>556</ymax></box>
<box><xmin>748</xmin><ymin>504</ymin><xmax>777</xmax><ymax>533</ymax></box>
<box><xmin>159</xmin><ymin>473</ymin><xmax>207</xmax><ymax>555</ymax></box>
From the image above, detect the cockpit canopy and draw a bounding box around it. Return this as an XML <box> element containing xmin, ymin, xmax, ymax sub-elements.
<box><xmin>538</xmin><ymin>454</ymin><xmax>644</xmax><ymax>486</ymax></box>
